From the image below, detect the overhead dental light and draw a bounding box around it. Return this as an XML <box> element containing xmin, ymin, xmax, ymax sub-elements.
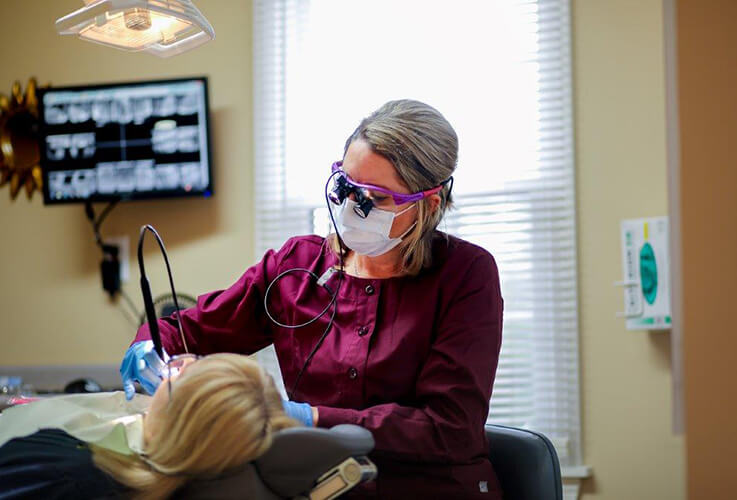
<box><xmin>55</xmin><ymin>0</ymin><xmax>215</xmax><ymax>58</ymax></box>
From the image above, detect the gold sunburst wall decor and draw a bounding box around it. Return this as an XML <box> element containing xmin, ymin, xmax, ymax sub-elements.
<box><xmin>0</xmin><ymin>78</ymin><xmax>46</xmax><ymax>200</ymax></box>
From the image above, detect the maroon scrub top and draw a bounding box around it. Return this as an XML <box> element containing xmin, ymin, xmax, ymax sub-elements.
<box><xmin>135</xmin><ymin>232</ymin><xmax>504</xmax><ymax>499</ymax></box>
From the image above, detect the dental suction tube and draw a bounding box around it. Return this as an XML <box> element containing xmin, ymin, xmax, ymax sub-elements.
<box><xmin>137</xmin><ymin>224</ymin><xmax>189</xmax><ymax>359</ymax></box>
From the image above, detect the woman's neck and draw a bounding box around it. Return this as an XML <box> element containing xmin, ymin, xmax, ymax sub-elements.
<box><xmin>350</xmin><ymin>250</ymin><xmax>403</xmax><ymax>279</ymax></box>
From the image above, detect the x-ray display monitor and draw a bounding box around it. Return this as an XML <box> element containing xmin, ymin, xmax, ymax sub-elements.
<box><xmin>39</xmin><ymin>77</ymin><xmax>213</xmax><ymax>204</ymax></box>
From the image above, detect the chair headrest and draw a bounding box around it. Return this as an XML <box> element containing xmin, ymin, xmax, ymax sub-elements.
<box><xmin>256</xmin><ymin>424</ymin><xmax>375</xmax><ymax>497</ymax></box>
<box><xmin>180</xmin><ymin>424</ymin><xmax>374</xmax><ymax>500</ymax></box>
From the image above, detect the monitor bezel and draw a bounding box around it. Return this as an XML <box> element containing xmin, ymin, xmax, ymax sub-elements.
<box><xmin>38</xmin><ymin>76</ymin><xmax>214</xmax><ymax>205</ymax></box>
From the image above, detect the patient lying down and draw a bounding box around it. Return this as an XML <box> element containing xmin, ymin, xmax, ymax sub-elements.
<box><xmin>0</xmin><ymin>354</ymin><xmax>298</xmax><ymax>499</ymax></box>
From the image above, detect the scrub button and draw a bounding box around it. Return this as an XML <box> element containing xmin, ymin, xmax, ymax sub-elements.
<box><xmin>364</xmin><ymin>284</ymin><xmax>375</xmax><ymax>295</ymax></box>
<box><xmin>358</xmin><ymin>326</ymin><xmax>369</xmax><ymax>336</ymax></box>
<box><xmin>348</xmin><ymin>367</ymin><xmax>358</xmax><ymax>379</ymax></box>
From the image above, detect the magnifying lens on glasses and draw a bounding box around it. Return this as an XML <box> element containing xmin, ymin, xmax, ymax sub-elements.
<box><xmin>327</xmin><ymin>161</ymin><xmax>452</xmax><ymax>219</ymax></box>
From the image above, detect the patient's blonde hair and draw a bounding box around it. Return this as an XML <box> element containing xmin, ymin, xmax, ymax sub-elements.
<box><xmin>92</xmin><ymin>354</ymin><xmax>297</xmax><ymax>500</ymax></box>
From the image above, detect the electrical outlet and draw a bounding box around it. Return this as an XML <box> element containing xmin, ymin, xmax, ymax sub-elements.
<box><xmin>105</xmin><ymin>235</ymin><xmax>130</xmax><ymax>282</ymax></box>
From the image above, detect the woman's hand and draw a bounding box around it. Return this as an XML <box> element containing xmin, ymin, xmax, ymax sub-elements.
<box><xmin>282</xmin><ymin>400</ymin><xmax>315</xmax><ymax>426</ymax></box>
<box><xmin>119</xmin><ymin>340</ymin><xmax>169</xmax><ymax>400</ymax></box>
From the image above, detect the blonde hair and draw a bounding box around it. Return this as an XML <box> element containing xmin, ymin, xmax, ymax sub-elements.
<box><xmin>92</xmin><ymin>354</ymin><xmax>297</xmax><ymax>500</ymax></box>
<box><xmin>330</xmin><ymin>99</ymin><xmax>458</xmax><ymax>276</ymax></box>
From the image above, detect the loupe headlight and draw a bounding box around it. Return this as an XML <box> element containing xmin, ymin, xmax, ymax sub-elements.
<box><xmin>328</xmin><ymin>175</ymin><xmax>352</xmax><ymax>205</ymax></box>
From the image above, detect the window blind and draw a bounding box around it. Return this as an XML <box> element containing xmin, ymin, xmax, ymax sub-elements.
<box><xmin>253</xmin><ymin>0</ymin><xmax>581</xmax><ymax>467</ymax></box>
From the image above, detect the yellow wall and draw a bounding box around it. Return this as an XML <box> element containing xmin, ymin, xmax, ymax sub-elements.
<box><xmin>677</xmin><ymin>1</ymin><xmax>737</xmax><ymax>498</ymax></box>
<box><xmin>0</xmin><ymin>1</ymin><xmax>686</xmax><ymax>498</ymax></box>
<box><xmin>573</xmin><ymin>0</ymin><xmax>685</xmax><ymax>498</ymax></box>
<box><xmin>0</xmin><ymin>0</ymin><xmax>254</xmax><ymax>364</ymax></box>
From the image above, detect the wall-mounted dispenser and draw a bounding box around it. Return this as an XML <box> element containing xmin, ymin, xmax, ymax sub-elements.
<box><xmin>616</xmin><ymin>216</ymin><xmax>672</xmax><ymax>330</ymax></box>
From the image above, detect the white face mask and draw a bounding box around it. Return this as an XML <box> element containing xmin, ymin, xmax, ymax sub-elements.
<box><xmin>335</xmin><ymin>199</ymin><xmax>417</xmax><ymax>257</ymax></box>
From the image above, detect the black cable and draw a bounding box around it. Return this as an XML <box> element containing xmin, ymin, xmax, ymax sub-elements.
<box><xmin>116</xmin><ymin>296</ymin><xmax>140</xmax><ymax>328</ymax></box>
<box><xmin>263</xmin><ymin>268</ymin><xmax>338</xmax><ymax>329</ymax></box>
<box><xmin>325</xmin><ymin>169</ymin><xmax>348</xmax><ymax>252</ymax></box>
<box><xmin>443</xmin><ymin>176</ymin><xmax>454</xmax><ymax>209</ymax></box>
<box><xmin>262</xmin><ymin>170</ymin><xmax>346</xmax><ymax>329</ymax></box>
<box><xmin>83</xmin><ymin>201</ymin><xmax>99</xmax><ymax>245</ymax></box>
<box><xmin>84</xmin><ymin>200</ymin><xmax>120</xmax><ymax>250</ymax></box>
<box><xmin>288</xmin><ymin>295</ymin><xmax>338</xmax><ymax>401</ymax></box>
<box><xmin>118</xmin><ymin>288</ymin><xmax>141</xmax><ymax>321</ymax></box>
<box><xmin>286</xmin><ymin>171</ymin><xmax>349</xmax><ymax>399</ymax></box>
<box><xmin>95</xmin><ymin>201</ymin><xmax>118</xmax><ymax>233</ymax></box>
<box><xmin>137</xmin><ymin>225</ymin><xmax>189</xmax><ymax>358</ymax></box>
<box><xmin>84</xmin><ymin>200</ymin><xmax>124</xmax><ymax>298</ymax></box>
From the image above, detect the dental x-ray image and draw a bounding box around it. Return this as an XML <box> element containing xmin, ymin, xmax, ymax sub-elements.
<box><xmin>38</xmin><ymin>77</ymin><xmax>213</xmax><ymax>204</ymax></box>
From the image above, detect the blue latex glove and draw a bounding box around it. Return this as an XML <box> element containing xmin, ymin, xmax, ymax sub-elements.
<box><xmin>120</xmin><ymin>340</ymin><xmax>170</xmax><ymax>400</ymax></box>
<box><xmin>282</xmin><ymin>400</ymin><xmax>314</xmax><ymax>427</ymax></box>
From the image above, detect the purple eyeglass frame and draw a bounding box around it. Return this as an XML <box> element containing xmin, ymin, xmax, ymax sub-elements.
<box><xmin>331</xmin><ymin>161</ymin><xmax>445</xmax><ymax>204</ymax></box>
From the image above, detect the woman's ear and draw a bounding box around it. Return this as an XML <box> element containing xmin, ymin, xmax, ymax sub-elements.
<box><xmin>428</xmin><ymin>193</ymin><xmax>442</xmax><ymax>215</ymax></box>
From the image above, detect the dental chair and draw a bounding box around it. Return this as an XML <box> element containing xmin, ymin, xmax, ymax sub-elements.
<box><xmin>181</xmin><ymin>424</ymin><xmax>377</xmax><ymax>499</ymax></box>
<box><xmin>0</xmin><ymin>423</ymin><xmax>376</xmax><ymax>500</ymax></box>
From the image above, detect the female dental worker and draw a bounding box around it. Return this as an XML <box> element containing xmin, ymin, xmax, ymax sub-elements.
<box><xmin>121</xmin><ymin>99</ymin><xmax>504</xmax><ymax>499</ymax></box>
